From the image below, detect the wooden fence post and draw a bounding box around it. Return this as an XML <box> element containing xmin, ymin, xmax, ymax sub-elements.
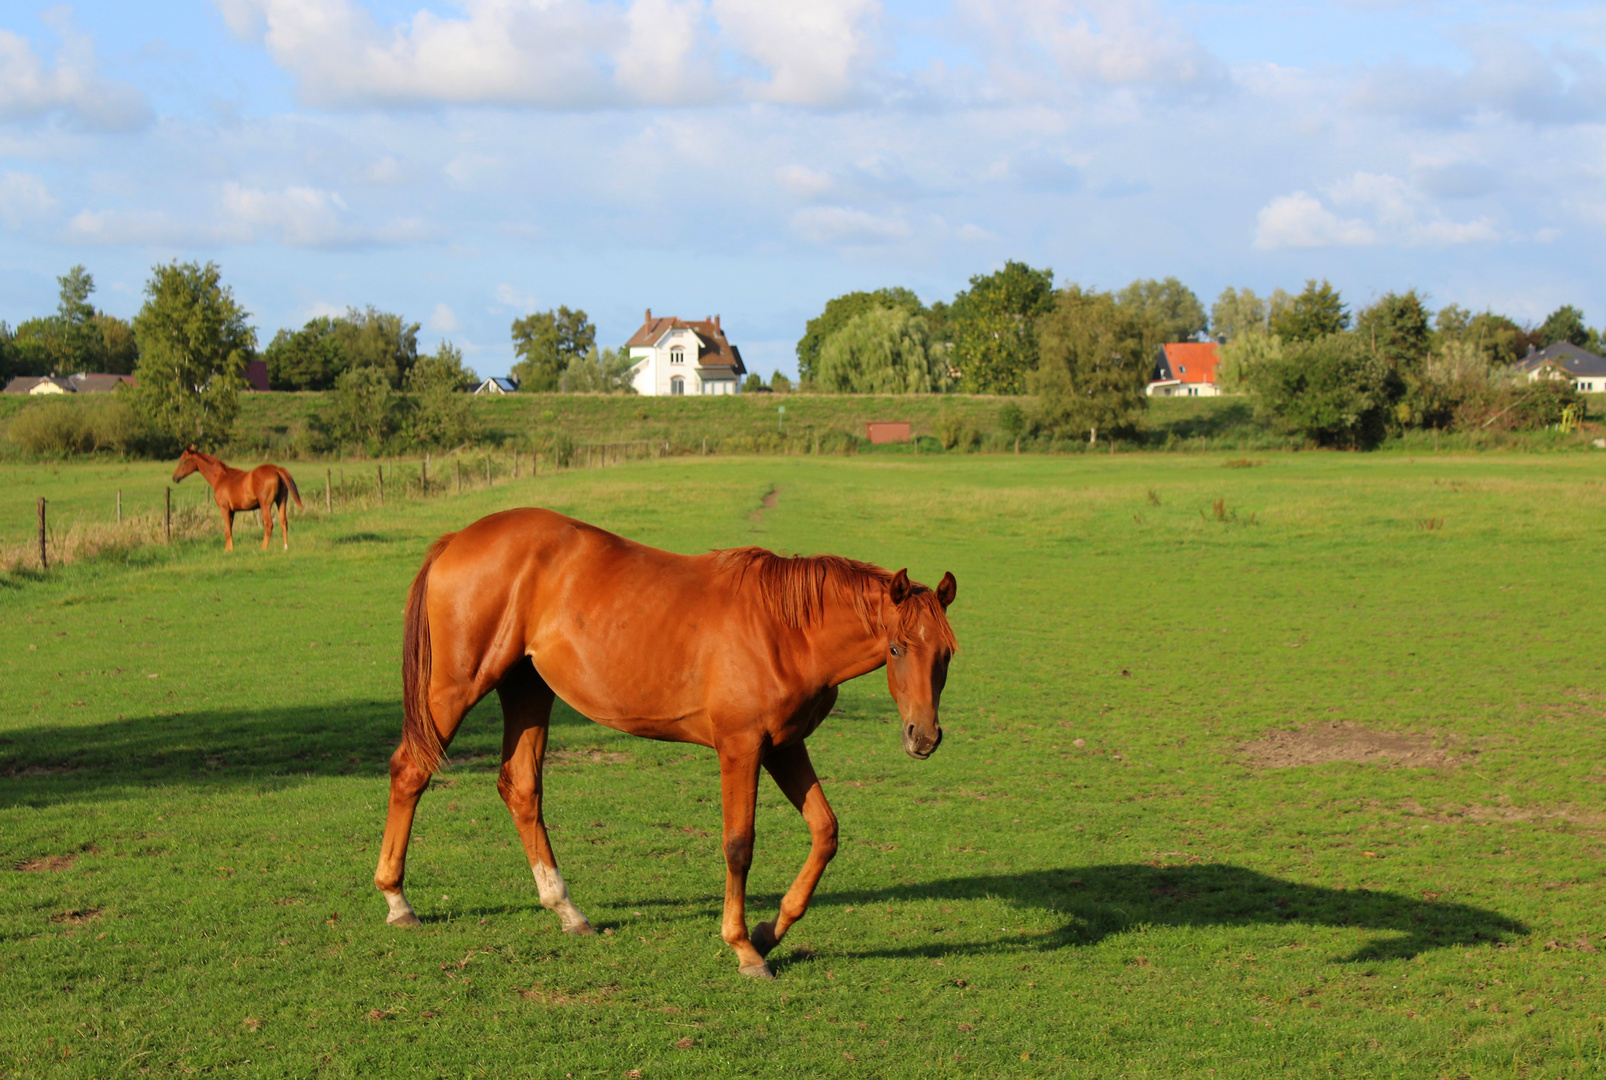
<box><xmin>116</xmin><ymin>489</ymin><xmax>122</xmax><ymax>523</ymax></box>
<box><xmin>377</xmin><ymin>465</ymin><xmax>384</xmax><ymax>507</ymax></box>
<box><xmin>37</xmin><ymin>497</ymin><xmax>47</xmax><ymax>569</ymax></box>
<box><xmin>455</xmin><ymin>458</ymin><xmax>461</xmax><ymax>494</ymax></box>
<box><xmin>513</xmin><ymin>450</ymin><xmax>519</xmax><ymax>479</ymax></box>
<box><xmin>164</xmin><ymin>487</ymin><xmax>172</xmax><ymax>543</ymax></box>
<box><xmin>485</xmin><ymin>457</ymin><xmax>491</xmax><ymax>486</ymax></box>
<box><xmin>325</xmin><ymin>468</ymin><xmax>333</xmax><ymax>512</ymax></box>
<box><xmin>422</xmin><ymin>453</ymin><xmax>429</xmax><ymax>493</ymax></box>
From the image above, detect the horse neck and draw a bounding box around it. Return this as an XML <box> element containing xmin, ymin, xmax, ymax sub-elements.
<box><xmin>191</xmin><ymin>454</ymin><xmax>226</xmax><ymax>486</ymax></box>
<box><xmin>808</xmin><ymin>586</ymin><xmax>889</xmax><ymax>688</ymax></box>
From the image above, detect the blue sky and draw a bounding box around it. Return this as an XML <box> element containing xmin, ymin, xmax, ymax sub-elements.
<box><xmin>3</xmin><ymin>1</ymin><xmax>1605</xmax><ymax>380</ymax></box>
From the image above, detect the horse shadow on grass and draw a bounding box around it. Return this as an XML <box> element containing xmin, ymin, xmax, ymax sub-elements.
<box><xmin>767</xmin><ymin>865</ymin><xmax>1529</xmax><ymax>966</ymax></box>
<box><xmin>0</xmin><ymin>697</ymin><xmax>597</xmax><ymax>808</ymax></box>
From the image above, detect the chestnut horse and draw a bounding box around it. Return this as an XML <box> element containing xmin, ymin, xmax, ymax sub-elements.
<box><xmin>172</xmin><ymin>446</ymin><xmax>303</xmax><ymax>552</ymax></box>
<box><xmin>374</xmin><ymin>508</ymin><xmax>958</xmax><ymax>978</ymax></box>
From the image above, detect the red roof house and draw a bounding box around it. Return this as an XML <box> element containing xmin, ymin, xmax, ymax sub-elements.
<box><xmin>1147</xmin><ymin>342</ymin><xmax>1223</xmax><ymax>397</ymax></box>
<box><xmin>625</xmin><ymin>310</ymin><xmax>746</xmax><ymax>396</ymax></box>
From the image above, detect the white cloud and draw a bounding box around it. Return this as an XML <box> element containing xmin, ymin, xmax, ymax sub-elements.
<box><xmin>710</xmin><ymin>0</ymin><xmax>881</xmax><ymax>106</ymax></box>
<box><xmin>495</xmin><ymin>283</ymin><xmax>537</xmax><ymax>312</ymax></box>
<box><xmin>959</xmin><ymin>0</ymin><xmax>1224</xmax><ymax>96</ymax></box>
<box><xmin>776</xmin><ymin>164</ymin><xmax>834</xmax><ymax>199</ymax></box>
<box><xmin>65</xmin><ymin>207</ymin><xmax>244</xmax><ymax>246</ymax></box>
<box><xmin>615</xmin><ymin>0</ymin><xmax>717</xmax><ymax>105</ymax></box>
<box><xmin>429</xmin><ymin>302</ymin><xmax>461</xmax><ymax>332</ymax></box>
<box><xmin>0</xmin><ymin>17</ymin><xmax>150</xmax><ymax>131</ymax></box>
<box><xmin>1254</xmin><ymin>173</ymin><xmax>1499</xmax><ymax>251</ymax></box>
<box><xmin>791</xmin><ymin>205</ymin><xmax>910</xmax><ymax>245</ymax></box>
<box><xmin>222</xmin><ymin>182</ymin><xmax>352</xmax><ymax>247</ymax></box>
<box><xmin>1254</xmin><ymin>192</ymin><xmax>1376</xmax><ymax>250</ymax></box>
<box><xmin>0</xmin><ymin>171</ymin><xmax>57</xmax><ymax>229</ymax></box>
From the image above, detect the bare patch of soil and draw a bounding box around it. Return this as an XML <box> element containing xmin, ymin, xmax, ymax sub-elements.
<box><xmin>2</xmin><ymin>763</ymin><xmax>84</xmax><ymax>778</ymax></box>
<box><xmin>547</xmin><ymin>749</ymin><xmax>628</xmax><ymax>766</ymax></box>
<box><xmin>1237</xmin><ymin>721</ymin><xmax>1467</xmax><ymax>769</ymax></box>
<box><xmin>16</xmin><ymin>854</ymin><xmax>75</xmax><ymax>872</ymax></box>
<box><xmin>748</xmin><ymin>485</ymin><xmax>781</xmax><ymax>524</ymax></box>
<box><xmin>49</xmin><ymin>907</ymin><xmax>102</xmax><ymax>924</ymax></box>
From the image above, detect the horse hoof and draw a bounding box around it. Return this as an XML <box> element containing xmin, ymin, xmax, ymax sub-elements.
<box><xmin>387</xmin><ymin>911</ymin><xmax>422</xmax><ymax>928</ymax></box>
<box><xmin>562</xmin><ymin>919</ymin><xmax>596</xmax><ymax>936</ymax></box>
<box><xmin>750</xmin><ymin>922</ymin><xmax>778</xmax><ymax>958</ymax></box>
<box><xmin>739</xmin><ymin>962</ymin><xmax>776</xmax><ymax>980</ymax></box>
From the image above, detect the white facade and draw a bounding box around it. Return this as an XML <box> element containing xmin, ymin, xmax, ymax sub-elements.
<box><xmin>1146</xmin><ymin>381</ymin><xmax>1223</xmax><ymax>398</ymax></box>
<box><xmin>629</xmin><ymin>325</ymin><xmax>742</xmax><ymax>397</ymax></box>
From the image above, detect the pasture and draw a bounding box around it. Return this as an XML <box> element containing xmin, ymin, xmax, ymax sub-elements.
<box><xmin>2</xmin><ymin>452</ymin><xmax>1604</xmax><ymax>1078</ymax></box>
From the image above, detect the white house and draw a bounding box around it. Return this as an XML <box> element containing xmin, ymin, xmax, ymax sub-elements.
<box><xmin>625</xmin><ymin>310</ymin><xmax>746</xmax><ymax>396</ymax></box>
<box><xmin>1146</xmin><ymin>342</ymin><xmax>1224</xmax><ymax>397</ymax></box>
<box><xmin>1515</xmin><ymin>342</ymin><xmax>1606</xmax><ymax>392</ymax></box>
<box><xmin>473</xmin><ymin>377</ymin><xmax>519</xmax><ymax>395</ymax></box>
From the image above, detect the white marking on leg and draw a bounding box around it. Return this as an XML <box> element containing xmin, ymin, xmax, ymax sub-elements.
<box><xmin>383</xmin><ymin>888</ymin><xmax>418</xmax><ymax>925</ymax></box>
<box><xmin>533</xmin><ymin>862</ymin><xmax>593</xmax><ymax>934</ymax></box>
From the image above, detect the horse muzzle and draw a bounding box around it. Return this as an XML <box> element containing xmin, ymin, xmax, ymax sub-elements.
<box><xmin>903</xmin><ymin>723</ymin><xmax>942</xmax><ymax>760</ymax></box>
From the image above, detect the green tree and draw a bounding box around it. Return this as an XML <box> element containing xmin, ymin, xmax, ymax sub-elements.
<box><xmin>1270</xmin><ymin>279</ymin><xmax>1350</xmax><ymax>343</ymax></box>
<box><xmin>949</xmin><ymin>261</ymin><xmax>1055</xmax><ymax>394</ymax></box>
<box><xmin>1029</xmin><ymin>286</ymin><xmax>1149</xmax><ymax>443</ymax></box>
<box><xmin>1217</xmin><ymin>329</ymin><xmax>1286</xmax><ymax>392</ymax></box>
<box><xmin>50</xmin><ymin>265</ymin><xmax>104</xmax><ymax>372</ymax></box>
<box><xmin>263</xmin><ymin>316</ymin><xmax>345</xmax><ymax>390</ymax></box>
<box><xmin>332</xmin><ymin>307</ymin><xmax>419</xmax><ymax>388</ymax></box>
<box><xmin>129</xmin><ymin>261</ymin><xmax>256</xmax><ymax>451</ymax></box>
<box><xmin>1539</xmin><ymin>305</ymin><xmax>1590</xmax><ymax>349</ymax></box>
<box><xmin>814</xmin><ymin>306</ymin><xmax>951</xmax><ymax>394</ymax></box>
<box><xmin>321</xmin><ymin>366</ymin><xmax>395</xmax><ymax>448</ymax></box>
<box><xmin>1246</xmin><ymin>332</ymin><xmax>1390</xmax><ymax>448</ymax></box>
<box><xmin>560</xmin><ymin>346</ymin><xmax>637</xmax><ymax>393</ymax></box>
<box><xmin>1116</xmin><ymin>277</ymin><xmax>1206</xmax><ymax>345</ymax></box>
<box><xmin>94</xmin><ymin>312</ymin><xmax>139</xmax><ymax>374</ymax></box>
<box><xmin>796</xmin><ymin>287</ymin><xmax>924</xmax><ymax>384</ymax></box>
<box><xmin>405</xmin><ymin>341</ymin><xmax>478</xmax><ymax>447</ymax></box>
<box><xmin>769</xmin><ymin>371</ymin><xmax>793</xmax><ymax>393</ymax></box>
<box><xmin>1356</xmin><ymin>290</ymin><xmax>1431</xmax><ymax>373</ymax></box>
<box><xmin>1211</xmin><ymin>286</ymin><xmax>1271</xmax><ymax>341</ymax></box>
<box><xmin>510</xmin><ymin>306</ymin><xmax>595</xmax><ymax>392</ymax></box>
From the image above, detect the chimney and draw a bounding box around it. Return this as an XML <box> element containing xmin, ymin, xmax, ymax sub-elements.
<box><xmin>645</xmin><ymin>308</ymin><xmax>652</xmax><ymax>324</ymax></box>
<box><xmin>714</xmin><ymin>314</ymin><xmax>721</xmax><ymax>332</ymax></box>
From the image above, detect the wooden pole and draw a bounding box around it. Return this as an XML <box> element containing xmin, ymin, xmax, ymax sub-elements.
<box><xmin>116</xmin><ymin>488</ymin><xmax>122</xmax><ymax>523</ymax></box>
<box><xmin>486</xmin><ymin>457</ymin><xmax>491</xmax><ymax>486</ymax></box>
<box><xmin>377</xmin><ymin>465</ymin><xmax>384</xmax><ymax>507</ymax></box>
<box><xmin>422</xmin><ymin>453</ymin><xmax>429</xmax><ymax>493</ymax></box>
<box><xmin>37</xmin><ymin>497</ymin><xmax>47</xmax><ymax>569</ymax></box>
<box><xmin>164</xmin><ymin>487</ymin><xmax>171</xmax><ymax>543</ymax></box>
<box><xmin>325</xmin><ymin>468</ymin><xmax>333</xmax><ymax>512</ymax></box>
<box><xmin>513</xmin><ymin>450</ymin><xmax>519</xmax><ymax>479</ymax></box>
<box><xmin>455</xmin><ymin>458</ymin><xmax>461</xmax><ymax>493</ymax></box>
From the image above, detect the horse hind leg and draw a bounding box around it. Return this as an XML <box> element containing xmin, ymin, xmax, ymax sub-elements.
<box><xmin>373</xmin><ymin>681</ymin><xmax>478</xmax><ymax>927</ymax></box>
<box><xmin>279</xmin><ymin>493</ymin><xmax>291</xmax><ymax>550</ymax></box>
<box><xmin>495</xmin><ymin>658</ymin><xmax>593</xmax><ymax>935</ymax></box>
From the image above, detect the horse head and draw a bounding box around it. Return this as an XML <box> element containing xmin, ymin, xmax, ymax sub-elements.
<box><xmin>171</xmin><ymin>445</ymin><xmax>201</xmax><ymax>483</ymax></box>
<box><xmin>884</xmin><ymin>568</ymin><xmax>957</xmax><ymax>760</ymax></box>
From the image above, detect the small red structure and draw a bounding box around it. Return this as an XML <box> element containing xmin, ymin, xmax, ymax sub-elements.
<box><xmin>865</xmin><ymin>421</ymin><xmax>912</xmax><ymax>444</ymax></box>
<box><xmin>244</xmin><ymin>359</ymin><xmax>270</xmax><ymax>391</ymax></box>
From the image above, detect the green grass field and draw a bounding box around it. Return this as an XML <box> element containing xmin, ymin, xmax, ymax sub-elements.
<box><xmin>3</xmin><ymin>453</ymin><xmax>1605</xmax><ymax>1077</ymax></box>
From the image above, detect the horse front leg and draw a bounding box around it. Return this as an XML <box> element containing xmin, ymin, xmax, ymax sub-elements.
<box><xmin>222</xmin><ymin>508</ymin><xmax>234</xmax><ymax>551</ymax></box>
<box><xmin>495</xmin><ymin>659</ymin><xmax>592</xmax><ymax>934</ymax></box>
<box><xmin>750</xmin><ymin>742</ymin><xmax>837</xmax><ymax>960</ymax></box>
<box><xmin>717</xmin><ymin>739</ymin><xmax>771</xmax><ymax>978</ymax></box>
<box><xmin>260</xmin><ymin>504</ymin><xmax>272</xmax><ymax>550</ymax></box>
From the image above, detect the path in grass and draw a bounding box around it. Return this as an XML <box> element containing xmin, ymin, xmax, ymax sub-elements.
<box><xmin>2</xmin><ymin>453</ymin><xmax>1604</xmax><ymax>1078</ymax></box>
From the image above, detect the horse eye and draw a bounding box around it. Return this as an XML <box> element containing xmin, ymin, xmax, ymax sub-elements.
<box><xmin>889</xmin><ymin>645</ymin><xmax>901</xmax><ymax>658</ymax></box>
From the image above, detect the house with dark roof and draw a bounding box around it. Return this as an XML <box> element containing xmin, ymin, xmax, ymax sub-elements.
<box><xmin>625</xmin><ymin>310</ymin><xmax>745</xmax><ymax>396</ymax></box>
<box><xmin>4</xmin><ymin>373</ymin><xmax>137</xmax><ymax>395</ymax></box>
<box><xmin>1146</xmin><ymin>342</ymin><xmax>1222</xmax><ymax>397</ymax></box>
<box><xmin>1515</xmin><ymin>342</ymin><xmax>1606</xmax><ymax>392</ymax></box>
<box><xmin>473</xmin><ymin>376</ymin><xmax>519</xmax><ymax>395</ymax></box>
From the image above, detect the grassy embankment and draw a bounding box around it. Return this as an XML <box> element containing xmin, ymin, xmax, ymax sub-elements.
<box><xmin>3</xmin><ymin>453</ymin><xmax>1605</xmax><ymax>1077</ymax></box>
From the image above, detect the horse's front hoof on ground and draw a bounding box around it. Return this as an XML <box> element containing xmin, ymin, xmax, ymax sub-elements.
<box><xmin>750</xmin><ymin>921</ymin><xmax>778</xmax><ymax>958</ymax></box>
<box><xmin>739</xmin><ymin>962</ymin><xmax>776</xmax><ymax>980</ymax></box>
<box><xmin>387</xmin><ymin>911</ymin><xmax>422</xmax><ymax>928</ymax></box>
<box><xmin>561</xmin><ymin>918</ymin><xmax>596</xmax><ymax>936</ymax></box>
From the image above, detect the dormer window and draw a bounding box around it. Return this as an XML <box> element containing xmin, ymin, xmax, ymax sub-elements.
<box><xmin>670</xmin><ymin>347</ymin><xmax>685</xmax><ymax>365</ymax></box>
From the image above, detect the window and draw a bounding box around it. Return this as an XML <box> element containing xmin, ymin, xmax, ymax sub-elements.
<box><xmin>670</xmin><ymin>376</ymin><xmax>685</xmax><ymax>395</ymax></box>
<box><xmin>670</xmin><ymin>347</ymin><xmax>685</xmax><ymax>365</ymax></box>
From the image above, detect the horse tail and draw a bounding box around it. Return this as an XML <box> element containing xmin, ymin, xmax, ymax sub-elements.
<box><xmin>401</xmin><ymin>533</ymin><xmax>457</xmax><ymax>774</ymax></box>
<box><xmin>277</xmin><ymin>467</ymin><xmax>303</xmax><ymax>509</ymax></box>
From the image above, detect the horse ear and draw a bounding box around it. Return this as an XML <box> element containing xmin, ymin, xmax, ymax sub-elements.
<box><xmin>936</xmin><ymin>571</ymin><xmax>957</xmax><ymax>610</ymax></box>
<box><xmin>888</xmin><ymin>568</ymin><xmax>912</xmax><ymax>605</ymax></box>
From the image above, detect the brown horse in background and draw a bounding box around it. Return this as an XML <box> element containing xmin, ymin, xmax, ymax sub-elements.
<box><xmin>172</xmin><ymin>446</ymin><xmax>303</xmax><ymax>552</ymax></box>
<box><xmin>374</xmin><ymin>508</ymin><xmax>959</xmax><ymax>978</ymax></box>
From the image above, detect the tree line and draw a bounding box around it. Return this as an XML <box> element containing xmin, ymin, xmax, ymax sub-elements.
<box><xmin>794</xmin><ymin>264</ymin><xmax>1601</xmax><ymax>446</ymax></box>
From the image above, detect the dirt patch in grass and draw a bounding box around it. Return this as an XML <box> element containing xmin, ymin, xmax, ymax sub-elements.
<box><xmin>49</xmin><ymin>907</ymin><xmax>102</xmax><ymax>924</ymax></box>
<box><xmin>547</xmin><ymin>749</ymin><xmax>629</xmax><ymax>766</ymax></box>
<box><xmin>16</xmin><ymin>854</ymin><xmax>75</xmax><ymax>872</ymax></box>
<box><xmin>1238</xmin><ymin>721</ymin><xmax>1467</xmax><ymax>769</ymax></box>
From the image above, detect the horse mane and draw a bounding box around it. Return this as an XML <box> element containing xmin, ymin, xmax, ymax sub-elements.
<box><xmin>715</xmin><ymin>546</ymin><xmax>956</xmax><ymax>651</ymax></box>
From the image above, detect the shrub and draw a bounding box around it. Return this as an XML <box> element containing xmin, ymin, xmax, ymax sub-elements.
<box><xmin>9</xmin><ymin>395</ymin><xmax>148</xmax><ymax>457</ymax></box>
<box><xmin>1245</xmin><ymin>332</ymin><xmax>1391</xmax><ymax>448</ymax></box>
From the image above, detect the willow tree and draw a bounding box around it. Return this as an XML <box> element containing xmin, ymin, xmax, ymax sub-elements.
<box><xmin>814</xmin><ymin>306</ymin><xmax>951</xmax><ymax>394</ymax></box>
